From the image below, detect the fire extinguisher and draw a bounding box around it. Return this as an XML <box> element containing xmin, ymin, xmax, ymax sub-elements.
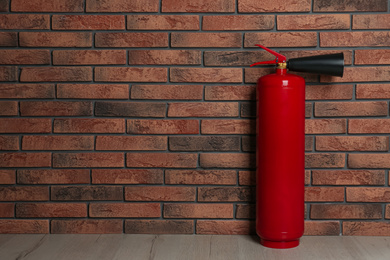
<box><xmin>251</xmin><ymin>44</ymin><xmax>344</xmax><ymax>249</ymax></box>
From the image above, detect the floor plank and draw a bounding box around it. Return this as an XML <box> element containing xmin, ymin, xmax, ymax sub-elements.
<box><xmin>0</xmin><ymin>235</ymin><xmax>390</xmax><ymax>260</ymax></box>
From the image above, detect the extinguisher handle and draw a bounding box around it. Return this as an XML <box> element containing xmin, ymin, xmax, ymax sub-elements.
<box><xmin>250</xmin><ymin>44</ymin><xmax>287</xmax><ymax>67</ymax></box>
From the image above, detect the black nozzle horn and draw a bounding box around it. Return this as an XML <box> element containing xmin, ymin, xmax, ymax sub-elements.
<box><xmin>287</xmin><ymin>53</ymin><xmax>344</xmax><ymax>77</ymax></box>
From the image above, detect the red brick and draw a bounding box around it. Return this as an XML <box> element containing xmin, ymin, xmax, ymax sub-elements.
<box><xmin>131</xmin><ymin>85</ymin><xmax>203</xmax><ymax>100</ymax></box>
<box><xmin>95</xmin><ymin>102</ymin><xmax>165</xmax><ymax>117</ymax></box>
<box><xmin>281</xmin><ymin>50</ymin><xmax>353</xmax><ymax>65</ymax></box>
<box><xmin>315</xmin><ymin>101</ymin><xmax>387</xmax><ymax>117</ymax></box>
<box><xmin>355</xmin><ymin>50</ymin><xmax>390</xmax><ymax>65</ymax></box>
<box><xmin>166</xmin><ymin>170</ymin><xmax>236</xmax><ymax>185</ymax></box>
<box><xmin>86</xmin><ymin>0</ymin><xmax>159</xmax><ymax>12</ymax></box>
<box><xmin>238</xmin><ymin>171</ymin><xmax>255</xmax><ymax>186</ymax></box>
<box><xmin>0</xmin><ymin>84</ymin><xmax>54</xmax><ymax>99</ymax></box>
<box><xmin>12</xmin><ymin>0</ymin><xmax>83</xmax><ymax>12</ymax></box>
<box><xmin>171</xmin><ymin>33</ymin><xmax>241</xmax><ymax>48</ymax></box>
<box><xmin>0</xmin><ymin>0</ymin><xmax>8</xmax><ymax>12</ymax></box>
<box><xmin>0</xmin><ymin>220</ymin><xmax>49</xmax><ymax>234</ymax></box>
<box><xmin>129</xmin><ymin>50</ymin><xmax>201</xmax><ymax>65</ymax></box>
<box><xmin>128</xmin><ymin>15</ymin><xmax>199</xmax><ymax>30</ymax></box>
<box><xmin>53</xmin><ymin>50</ymin><xmax>126</xmax><ymax>65</ymax></box>
<box><xmin>96</xmin><ymin>136</ymin><xmax>167</xmax><ymax>151</ymax></box>
<box><xmin>3</xmin><ymin>14</ymin><xmax>48</xmax><ymax>31</ymax></box>
<box><xmin>51</xmin><ymin>220</ymin><xmax>122</xmax><ymax>234</ymax></box>
<box><xmin>349</xmin><ymin>154</ymin><xmax>390</xmax><ymax>169</ymax></box>
<box><xmin>0</xmin><ymin>153</ymin><xmax>51</xmax><ymax>168</ymax></box>
<box><xmin>52</xmin><ymin>15</ymin><xmax>125</xmax><ymax>30</ymax></box>
<box><xmin>53</xmin><ymin>153</ymin><xmax>124</xmax><ymax>168</ymax></box>
<box><xmin>236</xmin><ymin>204</ymin><xmax>255</xmax><ymax>219</ymax></box>
<box><xmin>0</xmin><ymin>32</ymin><xmax>17</xmax><ymax>46</ymax></box>
<box><xmin>18</xmin><ymin>169</ymin><xmax>90</xmax><ymax>184</ymax></box>
<box><xmin>196</xmin><ymin>220</ymin><xmax>255</xmax><ymax>235</ymax></box>
<box><xmin>353</xmin><ymin>14</ymin><xmax>390</xmax><ymax>29</ymax></box>
<box><xmin>0</xmin><ymin>119</ymin><xmax>51</xmax><ymax>133</ymax></box>
<box><xmin>171</xmin><ymin>68</ymin><xmax>242</xmax><ymax>83</ymax></box>
<box><xmin>242</xmin><ymin>104</ymin><xmax>256</xmax><ymax>119</ymax></box>
<box><xmin>20</xmin><ymin>67</ymin><xmax>92</xmax><ymax>82</ymax></box>
<box><xmin>305</xmin><ymin>103</ymin><xmax>312</xmax><ymax>118</ymax></box>
<box><xmin>169</xmin><ymin>136</ymin><xmax>239</xmax><ymax>151</ymax></box>
<box><xmin>239</xmin><ymin>0</ymin><xmax>310</xmax><ymax>12</ymax></box>
<box><xmin>356</xmin><ymin>84</ymin><xmax>390</xmax><ymax>99</ymax></box>
<box><xmin>90</xmin><ymin>203</ymin><xmax>160</xmax><ymax>218</ymax></box>
<box><xmin>314</xmin><ymin>0</ymin><xmax>388</xmax><ymax>12</ymax></box>
<box><xmin>201</xmin><ymin>119</ymin><xmax>255</xmax><ymax>134</ymax></box>
<box><xmin>128</xmin><ymin>119</ymin><xmax>199</xmax><ymax>135</ymax></box>
<box><xmin>198</xmin><ymin>187</ymin><xmax>254</xmax><ymax>202</ymax></box>
<box><xmin>0</xmin><ymin>203</ymin><xmax>14</xmax><ymax>218</ymax></box>
<box><xmin>51</xmin><ymin>186</ymin><xmax>123</xmax><ymax>201</ymax></box>
<box><xmin>204</xmin><ymin>51</ymin><xmax>274</xmax><ymax>67</ymax></box>
<box><xmin>311</xmin><ymin>204</ymin><xmax>382</xmax><ymax>220</ymax></box>
<box><xmin>245</xmin><ymin>68</ymin><xmax>317</xmax><ymax>83</ymax></box>
<box><xmin>0</xmin><ymin>50</ymin><xmax>49</xmax><ymax>65</ymax></box>
<box><xmin>57</xmin><ymin>84</ymin><xmax>129</xmax><ymax>99</ymax></box>
<box><xmin>125</xmin><ymin>186</ymin><xmax>195</xmax><ymax>201</ymax></box>
<box><xmin>54</xmin><ymin>119</ymin><xmax>125</xmax><ymax>133</ymax></box>
<box><xmin>305</xmin><ymin>170</ymin><xmax>311</xmax><ymax>185</ymax></box>
<box><xmin>245</xmin><ymin>32</ymin><xmax>317</xmax><ymax>47</ymax></box>
<box><xmin>95</xmin><ymin>32</ymin><xmax>168</xmax><ymax>47</ymax></box>
<box><xmin>305</xmin><ymin>187</ymin><xmax>344</xmax><ymax>202</ymax></box>
<box><xmin>305</xmin><ymin>153</ymin><xmax>345</xmax><ymax>168</ymax></box>
<box><xmin>0</xmin><ymin>66</ymin><xmax>17</xmax><ymax>81</ymax></box>
<box><xmin>343</xmin><ymin>222</ymin><xmax>390</xmax><ymax>236</ymax></box>
<box><xmin>0</xmin><ymin>101</ymin><xmax>17</xmax><ymax>116</ymax></box>
<box><xmin>316</xmin><ymin>136</ymin><xmax>388</xmax><ymax>151</ymax></box>
<box><xmin>304</xmin><ymin>221</ymin><xmax>340</xmax><ymax>236</ymax></box>
<box><xmin>22</xmin><ymin>136</ymin><xmax>94</xmax><ymax>151</ymax></box>
<box><xmin>306</xmin><ymin>84</ymin><xmax>353</xmax><ymax>100</ymax></box>
<box><xmin>168</xmin><ymin>102</ymin><xmax>238</xmax><ymax>117</ymax></box>
<box><xmin>349</xmin><ymin>119</ymin><xmax>390</xmax><ymax>134</ymax></box>
<box><xmin>200</xmin><ymin>153</ymin><xmax>255</xmax><ymax>168</ymax></box>
<box><xmin>278</xmin><ymin>14</ymin><xmax>349</xmax><ymax>30</ymax></box>
<box><xmin>164</xmin><ymin>203</ymin><xmax>233</xmax><ymax>218</ymax></box>
<box><xmin>305</xmin><ymin>136</ymin><xmax>313</xmax><ymax>151</ymax></box>
<box><xmin>126</xmin><ymin>153</ymin><xmax>197</xmax><ymax>168</ymax></box>
<box><xmin>0</xmin><ymin>170</ymin><xmax>15</xmax><ymax>184</ymax></box>
<box><xmin>20</xmin><ymin>101</ymin><xmax>92</xmax><ymax>116</ymax></box>
<box><xmin>312</xmin><ymin>170</ymin><xmax>385</xmax><ymax>186</ymax></box>
<box><xmin>203</xmin><ymin>15</ymin><xmax>273</xmax><ymax>30</ymax></box>
<box><xmin>20</xmin><ymin>32</ymin><xmax>91</xmax><ymax>47</ymax></box>
<box><xmin>387</xmin><ymin>205</ymin><xmax>390</xmax><ymax>219</ymax></box>
<box><xmin>162</xmin><ymin>0</ymin><xmax>234</xmax><ymax>12</ymax></box>
<box><xmin>320</xmin><ymin>32</ymin><xmax>390</xmax><ymax>47</ymax></box>
<box><xmin>205</xmin><ymin>85</ymin><xmax>255</xmax><ymax>100</ymax></box>
<box><xmin>92</xmin><ymin>169</ymin><xmax>163</xmax><ymax>184</ymax></box>
<box><xmin>16</xmin><ymin>203</ymin><xmax>87</xmax><ymax>218</ymax></box>
<box><xmin>305</xmin><ymin>119</ymin><xmax>346</xmax><ymax>134</ymax></box>
<box><xmin>95</xmin><ymin>67</ymin><xmax>167</xmax><ymax>82</ymax></box>
<box><xmin>125</xmin><ymin>220</ymin><xmax>193</xmax><ymax>234</ymax></box>
<box><xmin>0</xmin><ymin>187</ymin><xmax>49</xmax><ymax>201</ymax></box>
<box><xmin>322</xmin><ymin>67</ymin><xmax>390</xmax><ymax>83</ymax></box>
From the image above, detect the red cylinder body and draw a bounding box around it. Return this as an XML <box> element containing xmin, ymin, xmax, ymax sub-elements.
<box><xmin>256</xmin><ymin>67</ymin><xmax>305</xmax><ymax>249</ymax></box>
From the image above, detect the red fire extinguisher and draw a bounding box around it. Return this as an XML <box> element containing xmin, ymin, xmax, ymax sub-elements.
<box><xmin>251</xmin><ymin>44</ymin><xmax>344</xmax><ymax>249</ymax></box>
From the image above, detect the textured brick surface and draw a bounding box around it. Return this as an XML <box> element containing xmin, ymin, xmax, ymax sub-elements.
<box><xmin>312</xmin><ymin>170</ymin><xmax>385</xmax><ymax>186</ymax></box>
<box><xmin>128</xmin><ymin>15</ymin><xmax>199</xmax><ymax>30</ymax></box>
<box><xmin>125</xmin><ymin>220</ymin><xmax>193</xmax><ymax>234</ymax></box>
<box><xmin>278</xmin><ymin>15</ymin><xmax>350</xmax><ymax>30</ymax></box>
<box><xmin>2</xmin><ymin>0</ymin><xmax>390</xmax><ymax>235</ymax></box>
<box><xmin>239</xmin><ymin>0</ymin><xmax>311</xmax><ymax>12</ymax></box>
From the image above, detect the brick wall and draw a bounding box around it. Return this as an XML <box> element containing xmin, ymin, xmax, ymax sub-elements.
<box><xmin>0</xmin><ymin>0</ymin><xmax>389</xmax><ymax>235</ymax></box>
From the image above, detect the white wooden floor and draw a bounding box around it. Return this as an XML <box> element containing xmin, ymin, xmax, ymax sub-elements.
<box><xmin>0</xmin><ymin>234</ymin><xmax>390</xmax><ymax>260</ymax></box>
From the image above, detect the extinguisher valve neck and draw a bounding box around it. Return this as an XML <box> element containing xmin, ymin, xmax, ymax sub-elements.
<box><xmin>277</xmin><ymin>63</ymin><xmax>287</xmax><ymax>69</ymax></box>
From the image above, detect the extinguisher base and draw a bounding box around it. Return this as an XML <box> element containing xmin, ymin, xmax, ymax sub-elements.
<box><xmin>260</xmin><ymin>238</ymin><xmax>300</xmax><ymax>249</ymax></box>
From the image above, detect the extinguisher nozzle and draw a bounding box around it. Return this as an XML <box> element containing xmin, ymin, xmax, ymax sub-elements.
<box><xmin>287</xmin><ymin>53</ymin><xmax>344</xmax><ymax>77</ymax></box>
